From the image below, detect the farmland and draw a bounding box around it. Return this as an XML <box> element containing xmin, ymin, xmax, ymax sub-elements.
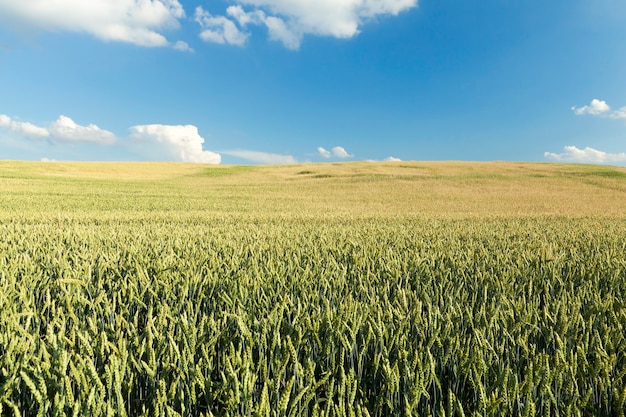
<box><xmin>1</xmin><ymin>161</ymin><xmax>625</xmax><ymax>416</ymax></box>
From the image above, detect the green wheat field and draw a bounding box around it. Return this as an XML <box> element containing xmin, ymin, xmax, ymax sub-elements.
<box><xmin>1</xmin><ymin>161</ymin><xmax>625</xmax><ymax>416</ymax></box>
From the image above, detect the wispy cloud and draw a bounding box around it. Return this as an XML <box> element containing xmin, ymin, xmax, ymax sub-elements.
<box><xmin>195</xmin><ymin>7</ymin><xmax>249</xmax><ymax>46</ymax></box>
<box><xmin>129</xmin><ymin>124</ymin><xmax>221</xmax><ymax>164</ymax></box>
<box><xmin>196</xmin><ymin>0</ymin><xmax>417</xmax><ymax>50</ymax></box>
<box><xmin>0</xmin><ymin>0</ymin><xmax>187</xmax><ymax>49</ymax></box>
<box><xmin>317</xmin><ymin>147</ymin><xmax>331</xmax><ymax>158</ymax></box>
<box><xmin>221</xmin><ymin>150</ymin><xmax>297</xmax><ymax>164</ymax></box>
<box><xmin>364</xmin><ymin>156</ymin><xmax>402</xmax><ymax>162</ymax></box>
<box><xmin>173</xmin><ymin>41</ymin><xmax>193</xmax><ymax>52</ymax></box>
<box><xmin>317</xmin><ymin>146</ymin><xmax>353</xmax><ymax>159</ymax></box>
<box><xmin>611</xmin><ymin>107</ymin><xmax>626</xmax><ymax>120</ymax></box>
<box><xmin>331</xmin><ymin>146</ymin><xmax>352</xmax><ymax>158</ymax></box>
<box><xmin>572</xmin><ymin>99</ymin><xmax>626</xmax><ymax>120</ymax></box>
<box><xmin>544</xmin><ymin>146</ymin><xmax>626</xmax><ymax>164</ymax></box>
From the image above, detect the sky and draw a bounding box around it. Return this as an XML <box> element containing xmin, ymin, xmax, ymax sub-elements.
<box><xmin>1</xmin><ymin>0</ymin><xmax>625</xmax><ymax>165</ymax></box>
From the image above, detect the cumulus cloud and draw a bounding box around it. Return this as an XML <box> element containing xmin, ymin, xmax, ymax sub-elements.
<box><xmin>318</xmin><ymin>146</ymin><xmax>353</xmax><ymax>159</ymax></box>
<box><xmin>572</xmin><ymin>99</ymin><xmax>626</xmax><ymax>120</ymax></box>
<box><xmin>196</xmin><ymin>0</ymin><xmax>417</xmax><ymax>49</ymax></box>
<box><xmin>129</xmin><ymin>124</ymin><xmax>221</xmax><ymax>164</ymax></box>
<box><xmin>240</xmin><ymin>0</ymin><xmax>417</xmax><ymax>38</ymax></box>
<box><xmin>0</xmin><ymin>0</ymin><xmax>186</xmax><ymax>48</ymax></box>
<box><xmin>221</xmin><ymin>150</ymin><xmax>297</xmax><ymax>164</ymax></box>
<box><xmin>49</xmin><ymin>115</ymin><xmax>116</xmax><ymax>144</ymax></box>
<box><xmin>572</xmin><ymin>99</ymin><xmax>610</xmax><ymax>116</ymax></box>
<box><xmin>0</xmin><ymin>114</ymin><xmax>50</xmax><ymax>138</ymax></box>
<box><xmin>0</xmin><ymin>114</ymin><xmax>115</xmax><ymax>144</ymax></box>
<box><xmin>2</xmin><ymin>114</ymin><xmax>223</xmax><ymax>163</ymax></box>
<box><xmin>544</xmin><ymin>146</ymin><xmax>626</xmax><ymax>164</ymax></box>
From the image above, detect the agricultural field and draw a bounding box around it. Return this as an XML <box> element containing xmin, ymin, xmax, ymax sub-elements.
<box><xmin>1</xmin><ymin>161</ymin><xmax>625</xmax><ymax>416</ymax></box>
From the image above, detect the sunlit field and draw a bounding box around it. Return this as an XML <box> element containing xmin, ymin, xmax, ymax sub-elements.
<box><xmin>1</xmin><ymin>161</ymin><xmax>625</xmax><ymax>416</ymax></box>
<box><xmin>2</xmin><ymin>161</ymin><xmax>626</xmax><ymax>218</ymax></box>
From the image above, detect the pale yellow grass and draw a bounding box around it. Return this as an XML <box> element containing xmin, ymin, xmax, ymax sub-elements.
<box><xmin>1</xmin><ymin>160</ymin><xmax>625</xmax><ymax>218</ymax></box>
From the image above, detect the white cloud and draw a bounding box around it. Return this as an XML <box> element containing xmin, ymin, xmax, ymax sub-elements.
<box><xmin>49</xmin><ymin>115</ymin><xmax>116</xmax><ymax>144</ymax></box>
<box><xmin>195</xmin><ymin>7</ymin><xmax>249</xmax><ymax>46</ymax></box>
<box><xmin>241</xmin><ymin>0</ymin><xmax>417</xmax><ymax>37</ymax></box>
<box><xmin>610</xmin><ymin>107</ymin><xmax>626</xmax><ymax>120</ymax></box>
<box><xmin>544</xmin><ymin>146</ymin><xmax>626</xmax><ymax>164</ymax></box>
<box><xmin>0</xmin><ymin>0</ymin><xmax>186</xmax><ymax>48</ymax></box>
<box><xmin>130</xmin><ymin>124</ymin><xmax>221</xmax><ymax>164</ymax></box>
<box><xmin>227</xmin><ymin>5</ymin><xmax>266</xmax><ymax>27</ymax></box>
<box><xmin>572</xmin><ymin>99</ymin><xmax>626</xmax><ymax>120</ymax></box>
<box><xmin>331</xmin><ymin>146</ymin><xmax>352</xmax><ymax>158</ymax></box>
<box><xmin>0</xmin><ymin>114</ymin><xmax>50</xmax><ymax>138</ymax></box>
<box><xmin>0</xmin><ymin>114</ymin><xmax>115</xmax><ymax>144</ymax></box>
<box><xmin>317</xmin><ymin>146</ymin><xmax>353</xmax><ymax>158</ymax></box>
<box><xmin>365</xmin><ymin>156</ymin><xmax>402</xmax><ymax>162</ymax></box>
<box><xmin>264</xmin><ymin>15</ymin><xmax>300</xmax><ymax>49</ymax></box>
<box><xmin>173</xmin><ymin>41</ymin><xmax>193</xmax><ymax>52</ymax></box>
<box><xmin>195</xmin><ymin>5</ymin><xmax>299</xmax><ymax>49</ymax></box>
<box><xmin>572</xmin><ymin>99</ymin><xmax>610</xmax><ymax>116</ymax></box>
<box><xmin>221</xmin><ymin>150</ymin><xmax>297</xmax><ymax>164</ymax></box>
<box><xmin>317</xmin><ymin>147</ymin><xmax>332</xmax><ymax>158</ymax></box>
<box><xmin>197</xmin><ymin>0</ymin><xmax>417</xmax><ymax>49</ymax></box>
<box><xmin>2</xmin><ymin>114</ymin><xmax>224</xmax><ymax>162</ymax></box>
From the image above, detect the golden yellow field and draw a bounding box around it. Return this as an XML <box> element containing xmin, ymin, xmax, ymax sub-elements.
<box><xmin>2</xmin><ymin>160</ymin><xmax>625</xmax><ymax>218</ymax></box>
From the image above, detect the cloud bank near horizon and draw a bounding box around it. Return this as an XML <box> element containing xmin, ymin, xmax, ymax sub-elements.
<box><xmin>0</xmin><ymin>114</ymin><xmax>221</xmax><ymax>163</ymax></box>
<box><xmin>220</xmin><ymin>149</ymin><xmax>297</xmax><ymax>164</ymax></box>
<box><xmin>555</xmin><ymin>99</ymin><xmax>626</xmax><ymax>165</ymax></box>
<box><xmin>544</xmin><ymin>146</ymin><xmax>626</xmax><ymax>164</ymax></box>
<box><xmin>0</xmin><ymin>114</ymin><xmax>116</xmax><ymax>144</ymax></box>
<box><xmin>2</xmin><ymin>115</ymin><xmax>402</xmax><ymax>163</ymax></box>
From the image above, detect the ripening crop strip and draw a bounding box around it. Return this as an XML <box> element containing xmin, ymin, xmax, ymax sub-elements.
<box><xmin>0</xmin><ymin>217</ymin><xmax>625</xmax><ymax>416</ymax></box>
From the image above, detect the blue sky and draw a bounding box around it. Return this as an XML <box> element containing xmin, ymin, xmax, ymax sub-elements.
<box><xmin>1</xmin><ymin>0</ymin><xmax>625</xmax><ymax>165</ymax></box>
